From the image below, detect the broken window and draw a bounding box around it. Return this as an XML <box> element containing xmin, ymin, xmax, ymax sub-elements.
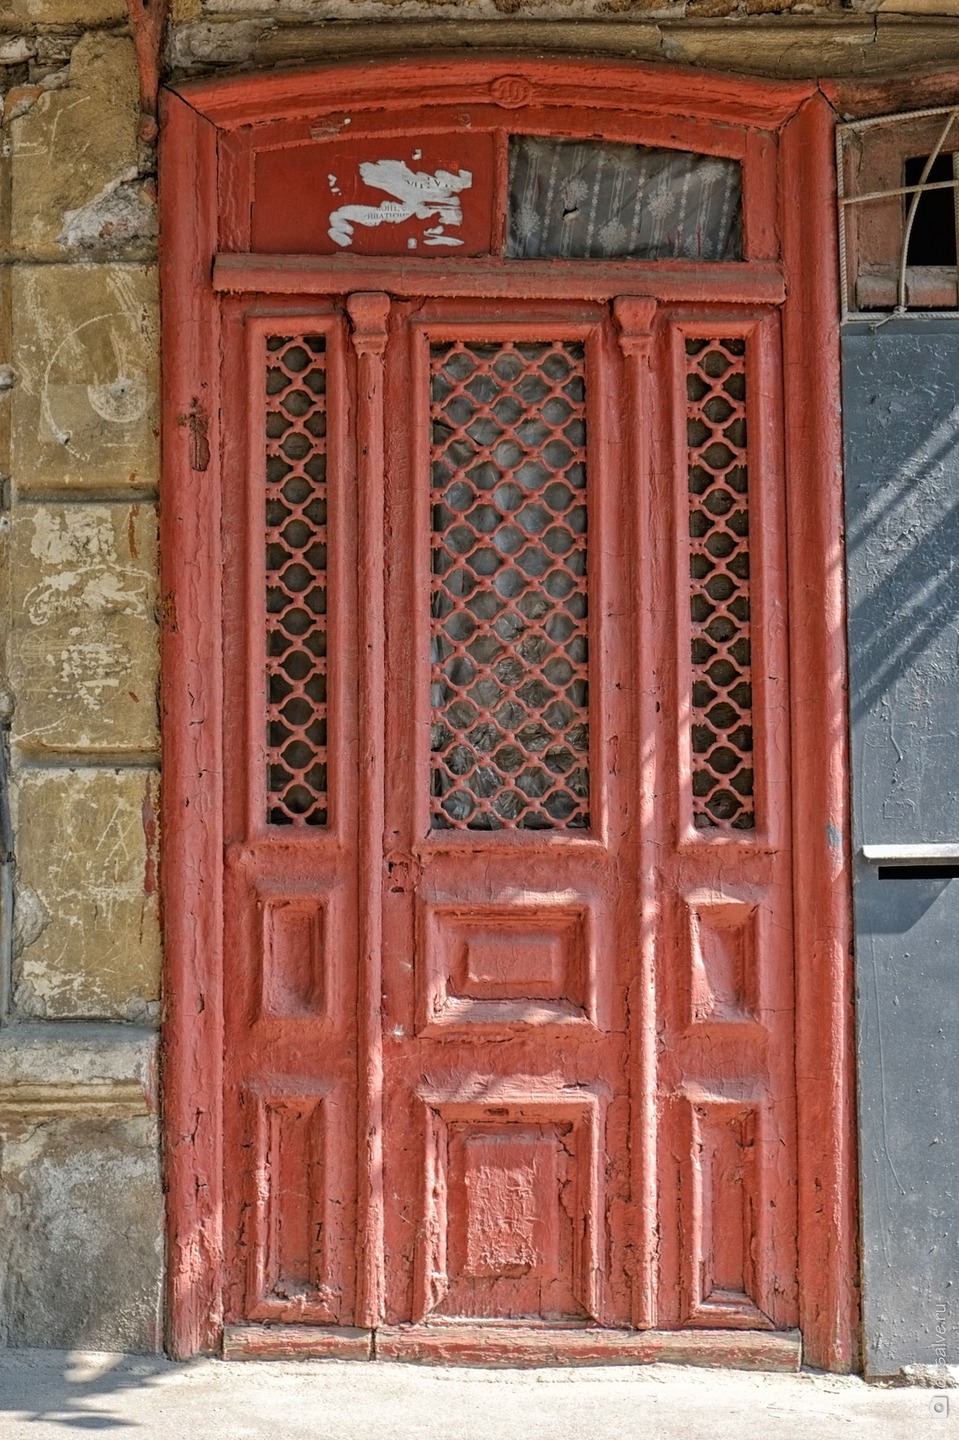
<box><xmin>839</xmin><ymin>107</ymin><xmax>959</xmax><ymax>316</ymax></box>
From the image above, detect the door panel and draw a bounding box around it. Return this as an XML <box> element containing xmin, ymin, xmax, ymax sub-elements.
<box><xmin>380</xmin><ymin>302</ymin><xmax>636</xmax><ymax>1327</ymax></box>
<box><xmin>221</xmin><ymin>311</ymin><xmax>361</xmax><ymax>1326</ymax></box>
<box><xmin>655</xmin><ymin>312</ymin><xmax>797</xmax><ymax>1330</ymax></box>
<box><xmin>220</xmin><ymin>292</ymin><xmax>798</xmax><ymax>1336</ymax></box>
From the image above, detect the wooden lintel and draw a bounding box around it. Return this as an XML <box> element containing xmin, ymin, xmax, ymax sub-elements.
<box><xmin>214</xmin><ymin>254</ymin><xmax>786</xmax><ymax>307</ymax></box>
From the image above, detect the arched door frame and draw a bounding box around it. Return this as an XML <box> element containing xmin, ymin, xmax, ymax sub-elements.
<box><xmin>159</xmin><ymin>55</ymin><xmax>856</xmax><ymax>1369</ymax></box>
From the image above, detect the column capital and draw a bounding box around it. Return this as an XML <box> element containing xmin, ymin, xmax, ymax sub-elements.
<box><xmin>347</xmin><ymin>292</ymin><xmax>390</xmax><ymax>357</ymax></box>
<box><xmin>613</xmin><ymin>296</ymin><xmax>657</xmax><ymax>361</ymax></box>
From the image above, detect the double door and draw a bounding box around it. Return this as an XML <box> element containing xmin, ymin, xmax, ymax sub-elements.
<box><xmin>220</xmin><ymin>291</ymin><xmax>797</xmax><ymax>1341</ymax></box>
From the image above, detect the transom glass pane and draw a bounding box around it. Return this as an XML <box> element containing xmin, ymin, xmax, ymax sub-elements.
<box><xmin>507</xmin><ymin>136</ymin><xmax>742</xmax><ymax>261</ymax></box>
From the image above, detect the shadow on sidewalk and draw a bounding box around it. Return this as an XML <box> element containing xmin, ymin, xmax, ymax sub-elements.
<box><xmin>0</xmin><ymin>1349</ymin><xmax>181</xmax><ymax>1430</ymax></box>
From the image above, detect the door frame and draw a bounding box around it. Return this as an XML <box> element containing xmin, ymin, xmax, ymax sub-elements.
<box><xmin>159</xmin><ymin>54</ymin><xmax>856</xmax><ymax>1368</ymax></box>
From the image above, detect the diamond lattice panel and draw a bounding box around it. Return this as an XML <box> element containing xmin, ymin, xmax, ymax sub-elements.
<box><xmin>429</xmin><ymin>340</ymin><xmax>590</xmax><ymax>832</ymax></box>
<box><xmin>686</xmin><ymin>337</ymin><xmax>755</xmax><ymax>831</ymax></box>
<box><xmin>265</xmin><ymin>336</ymin><xmax>329</xmax><ymax>826</ymax></box>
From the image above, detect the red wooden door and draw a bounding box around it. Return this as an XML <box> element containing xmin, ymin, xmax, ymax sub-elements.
<box><xmin>219</xmin><ymin>285</ymin><xmax>798</xmax><ymax>1351</ymax></box>
<box><xmin>163</xmin><ymin>62</ymin><xmax>855</xmax><ymax>1370</ymax></box>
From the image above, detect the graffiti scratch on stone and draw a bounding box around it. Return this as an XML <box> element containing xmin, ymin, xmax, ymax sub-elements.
<box><xmin>328</xmin><ymin>159</ymin><xmax>472</xmax><ymax>248</ymax></box>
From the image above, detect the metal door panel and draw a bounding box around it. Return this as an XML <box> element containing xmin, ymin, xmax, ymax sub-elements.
<box><xmin>844</xmin><ymin>320</ymin><xmax>959</xmax><ymax>1375</ymax></box>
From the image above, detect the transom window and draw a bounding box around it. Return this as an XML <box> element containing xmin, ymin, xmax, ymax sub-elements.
<box><xmin>251</xmin><ymin>131</ymin><xmax>744</xmax><ymax>261</ymax></box>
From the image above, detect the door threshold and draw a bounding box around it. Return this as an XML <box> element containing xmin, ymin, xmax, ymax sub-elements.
<box><xmin>223</xmin><ymin>1323</ymin><xmax>802</xmax><ymax>1371</ymax></box>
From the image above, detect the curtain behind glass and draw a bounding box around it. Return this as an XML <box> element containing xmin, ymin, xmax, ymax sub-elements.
<box><xmin>507</xmin><ymin>136</ymin><xmax>743</xmax><ymax>261</ymax></box>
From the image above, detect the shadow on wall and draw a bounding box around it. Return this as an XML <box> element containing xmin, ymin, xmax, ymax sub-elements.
<box><xmin>843</xmin><ymin>328</ymin><xmax>959</xmax><ymax>857</ymax></box>
<box><xmin>846</xmin><ymin>395</ymin><xmax>959</xmax><ymax>729</ymax></box>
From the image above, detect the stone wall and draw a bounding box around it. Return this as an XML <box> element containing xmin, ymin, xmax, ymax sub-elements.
<box><xmin>0</xmin><ymin>4</ymin><xmax>162</xmax><ymax>1352</ymax></box>
<box><xmin>168</xmin><ymin>2</ymin><xmax>959</xmax><ymax>81</ymax></box>
<box><xmin>0</xmin><ymin>0</ymin><xmax>957</xmax><ymax>1357</ymax></box>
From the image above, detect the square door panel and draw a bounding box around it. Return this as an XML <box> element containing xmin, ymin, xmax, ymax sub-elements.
<box><xmin>260</xmin><ymin>897</ymin><xmax>328</xmax><ymax>1020</ymax></box>
<box><xmin>415</xmin><ymin>1089</ymin><xmax>602</xmax><ymax>1323</ymax></box>
<box><xmin>682</xmin><ymin>892</ymin><xmax>761</xmax><ymax>1028</ymax></box>
<box><xmin>418</xmin><ymin>902</ymin><xmax>594</xmax><ymax>1033</ymax></box>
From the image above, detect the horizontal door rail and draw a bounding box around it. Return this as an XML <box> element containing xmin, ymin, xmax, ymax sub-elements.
<box><xmin>213</xmin><ymin>253</ymin><xmax>786</xmax><ymax>306</ymax></box>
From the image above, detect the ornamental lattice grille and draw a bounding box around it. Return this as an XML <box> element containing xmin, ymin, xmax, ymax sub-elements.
<box><xmin>429</xmin><ymin>340</ymin><xmax>590</xmax><ymax>831</ymax></box>
<box><xmin>265</xmin><ymin>335</ymin><xmax>329</xmax><ymax>826</ymax></box>
<box><xmin>686</xmin><ymin>336</ymin><xmax>755</xmax><ymax>831</ymax></box>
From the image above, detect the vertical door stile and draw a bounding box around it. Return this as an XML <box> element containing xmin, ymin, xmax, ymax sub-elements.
<box><xmin>347</xmin><ymin>291</ymin><xmax>390</xmax><ymax>1329</ymax></box>
<box><xmin>613</xmin><ymin>296</ymin><xmax>659</xmax><ymax>1330</ymax></box>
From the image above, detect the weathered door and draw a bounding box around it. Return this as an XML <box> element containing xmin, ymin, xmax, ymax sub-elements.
<box><xmin>162</xmin><ymin>60</ymin><xmax>855</xmax><ymax>1369</ymax></box>
<box><xmin>219</xmin><ymin>287</ymin><xmax>798</xmax><ymax>1352</ymax></box>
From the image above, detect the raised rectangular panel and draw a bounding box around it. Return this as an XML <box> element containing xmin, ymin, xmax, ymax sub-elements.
<box><xmin>419</xmin><ymin>902</ymin><xmax>593</xmax><ymax>1032</ymax></box>
<box><xmin>416</xmin><ymin>1089</ymin><xmax>602</xmax><ymax>1324</ymax></box>
<box><xmin>459</xmin><ymin>930</ymin><xmax>566</xmax><ymax>997</ymax></box>
<box><xmin>456</xmin><ymin>1127</ymin><xmax>560</xmax><ymax>1278</ymax></box>
<box><xmin>680</xmin><ymin>1095</ymin><xmax>772</xmax><ymax>1329</ymax></box>
<box><xmin>245</xmin><ymin>1086</ymin><xmax>340</xmax><ymax>1323</ymax></box>
<box><xmin>684</xmin><ymin>893</ymin><xmax>758</xmax><ymax>1026</ymax></box>
<box><xmin>260</xmin><ymin>898</ymin><xmax>326</xmax><ymax>1018</ymax></box>
<box><xmin>252</xmin><ymin>132</ymin><xmax>498</xmax><ymax>257</ymax></box>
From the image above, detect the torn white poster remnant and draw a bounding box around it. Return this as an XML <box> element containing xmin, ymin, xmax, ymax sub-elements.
<box><xmin>328</xmin><ymin>159</ymin><xmax>473</xmax><ymax>248</ymax></box>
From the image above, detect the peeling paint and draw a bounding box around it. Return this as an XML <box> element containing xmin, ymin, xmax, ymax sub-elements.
<box><xmin>59</xmin><ymin>171</ymin><xmax>158</xmax><ymax>252</ymax></box>
<box><xmin>12</xmin><ymin>882</ymin><xmax>49</xmax><ymax>958</ymax></box>
<box><xmin>328</xmin><ymin>159</ymin><xmax>472</xmax><ymax>247</ymax></box>
<box><xmin>24</xmin><ymin>509</ymin><xmax>151</xmax><ymax>630</ymax></box>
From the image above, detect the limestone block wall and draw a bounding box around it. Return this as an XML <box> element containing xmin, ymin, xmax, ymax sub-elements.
<box><xmin>0</xmin><ymin>5</ymin><xmax>162</xmax><ymax>1352</ymax></box>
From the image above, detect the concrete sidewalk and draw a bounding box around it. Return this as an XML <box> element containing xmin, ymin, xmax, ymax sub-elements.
<box><xmin>0</xmin><ymin>1350</ymin><xmax>954</xmax><ymax>1439</ymax></box>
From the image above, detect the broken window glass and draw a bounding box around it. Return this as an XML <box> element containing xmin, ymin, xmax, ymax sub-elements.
<box><xmin>838</xmin><ymin>107</ymin><xmax>959</xmax><ymax>315</ymax></box>
<box><xmin>506</xmin><ymin>136</ymin><xmax>743</xmax><ymax>262</ymax></box>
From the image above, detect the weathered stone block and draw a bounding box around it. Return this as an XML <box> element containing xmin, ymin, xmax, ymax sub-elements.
<box><xmin>0</xmin><ymin>1113</ymin><xmax>162</xmax><ymax>1351</ymax></box>
<box><xmin>684</xmin><ymin>0</ymin><xmax>739</xmax><ymax>16</ymax></box>
<box><xmin>14</xmin><ymin>767</ymin><xmax>160</xmax><ymax>1021</ymax></box>
<box><xmin>9</xmin><ymin>34</ymin><xmax>148</xmax><ymax>256</ymax></box>
<box><xmin>661</xmin><ymin>17</ymin><xmax>959</xmax><ymax>72</ymax></box>
<box><xmin>11</xmin><ymin>264</ymin><xmax>158</xmax><ymax>493</ymax></box>
<box><xmin>5</xmin><ymin>0</ymin><xmax>127</xmax><ymax>20</ymax></box>
<box><xmin>9</xmin><ymin>505</ymin><xmax>159</xmax><ymax>757</ymax></box>
<box><xmin>0</xmin><ymin>1022</ymin><xmax>158</xmax><ymax>1114</ymax></box>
